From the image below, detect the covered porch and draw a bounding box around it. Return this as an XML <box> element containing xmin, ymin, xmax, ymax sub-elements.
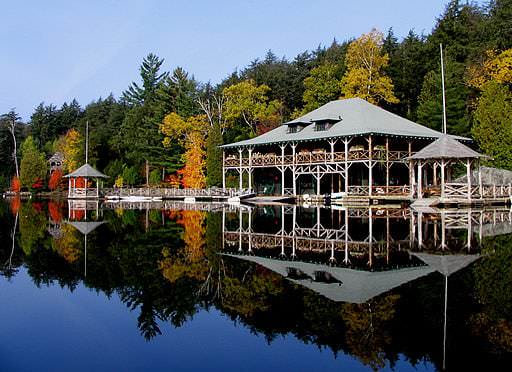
<box><xmin>64</xmin><ymin>164</ymin><xmax>108</xmax><ymax>199</ymax></box>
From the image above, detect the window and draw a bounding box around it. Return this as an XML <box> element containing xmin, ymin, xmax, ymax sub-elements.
<box><xmin>288</xmin><ymin>125</ymin><xmax>298</xmax><ymax>134</ymax></box>
<box><xmin>315</xmin><ymin>122</ymin><xmax>327</xmax><ymax>131</ymax></box>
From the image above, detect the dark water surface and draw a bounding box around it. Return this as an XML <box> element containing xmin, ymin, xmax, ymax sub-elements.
<box><xmin>1</xmin><ymin>199</ymin><xmax>511</xmax><ymax>371</ymax></box>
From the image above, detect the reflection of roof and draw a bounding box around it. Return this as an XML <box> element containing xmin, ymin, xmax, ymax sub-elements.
<box><xmin>222</xmin><ymin>98</ymin><xmax>468</xmax><ymax>148</ymax></box>
<box><xmin>224</xmin><ymin>254</ymin><xmax>434</xmax><ymax>304</ymax></box>
<box><xmin>49</xmin><ymin>152</ymin><xmax>64</xmax><ymax>163</ymax></box>
<box><xmin>410</xmin><ymin>135</ymin><xmax>483</xmax><ymax>160</ymax></box>
<box><xmin>66</xmin><ymin>221</ymin><xmax>106</xmax><ymax>235</ymax></box>
<box><xmin>410</xmin><ymin>253</ymin><xmax>480</xmax><ymax>276</ymax></box>
<box><xmin>64</xmin><ymin>164</ymin><xmax>108</xmax><ymax>178</ymax></box>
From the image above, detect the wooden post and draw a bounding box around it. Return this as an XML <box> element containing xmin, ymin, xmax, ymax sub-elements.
<box><xmin>368</xmin><ymin>135</ymin><xmax>373</xmax><ymax>196</ymax></box>
<box><xmin>222</xmin><ymin>150</ymin><xmax>226</xmax><ymax>190</ymax></box>
<box><xmin>280</xmin><ymin>145</ymin><xmax>286</xmax><ymax>195</ymax></box>
<box><xmin>441</xmin><ymin>160</ymin><xmax>446</xmax><ymax>199</ymax></box>
<box><xmin>385</xmin><ymin>137</ymin><xmax>389</xmax><ymax>188</ymax></box>
<box><xmin>344</xmin><ymin>139</ymin><xmax>350</xmax><ymax>193</ymax></box>
<box><xmin>238</xmin><ymin>148</ymin><xmax>243</xmax><ymax>190</ymax></box>
<box><xmin>292</xmin><ymin>143</ymin><xmax>297</xmax><ymax>196</ymax></box>
<box><xmin>466</xmin><ymin>159</ymin><xmax>472</xmax><ymax>200</ymax></box>
<box><xmin>248</xmin><ymin>147</ymin><xmax>253</xmax><ymax>192</ymax></box>
<box><xmin>417</xmin><ymin>162</ymin><xmax>423</xmax><ymax>199</ymax></box>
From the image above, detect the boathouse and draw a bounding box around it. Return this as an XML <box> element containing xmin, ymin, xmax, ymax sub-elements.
<box><xmin>221</xmin><ymin>98</ymin><xmax>502</xmax><ymax>203</ymax></box>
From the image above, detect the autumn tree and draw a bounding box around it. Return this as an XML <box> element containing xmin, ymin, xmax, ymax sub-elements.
<box><xmin>223</xmin><ymin>80</ymin><xmax>282</xmax><ymax>136</ymax></box>
<box><xmin>20</xmin><ymin>136</ymin><xmax>47</xmax><ymax>190</ymax></box>
<box><xmin>56</xmin><ymin>128</ymin><xmax>82</xmax><ymax>173</ymax></box>
<box><xmin>48</xmin><ymin>169</ymin><xmax>63</xmax><ymax>190</ymax></box>
<box><xmin>160</xmin><ymin>113</ymin><xmax>209</xmax><ymax>188</ymax></box>
<box><xmin>467</xmin><ymin>49</ymin><xmax>512</xmax><ymax>90</ymax></box>
<box><xmin>340</xmin><ymin>29</ymin><xmax>399</xmax><ymax>105</ymax></box>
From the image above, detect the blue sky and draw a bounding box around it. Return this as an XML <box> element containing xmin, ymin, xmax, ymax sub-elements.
<box><xmin>0</xmin><ymin>0</ymin><xmax>486</xmax><ymax>120</ymax></box>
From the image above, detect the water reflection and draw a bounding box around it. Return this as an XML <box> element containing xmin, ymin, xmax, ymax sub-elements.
<box><xmin>1</xmin><ymin>199</ymin><xmax>511</xmax><ymax>371</ymax></box>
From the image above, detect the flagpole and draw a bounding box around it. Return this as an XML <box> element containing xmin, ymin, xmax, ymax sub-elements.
<box><xmin>440</xmin><ymin>44</ymin><xmax>447</xmax><ymax>135</ymax></box>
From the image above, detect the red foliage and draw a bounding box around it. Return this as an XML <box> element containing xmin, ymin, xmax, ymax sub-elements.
<box><xmin>32</xmin><ymin>202</ymin><xmax>43</xmax><ymax>213</ymax></box>
<box><xmin>10</xmin><ymin>197</ymin><xmax>21</xmax><ymax>215</ymax></box>
<box><xmin>48</xmin><ymin>170</ymin><xmax>63</xmax><ymax>190</ymax></box>
<box><xmin>69</xmin><ymin>208</ymin><xmax>85</xmax><ymax>221</ymax></box>
<box><xmin>75</xmin><ymin>177</ymin><xmax>86</xmax><ymax>188</ymax></box>
<box><xmin>31</xmin><ymin>178</ymin><xmax>44</xmax><ymax>190</ymax></box>
<box><xmin>48</xmin><ymin>201</ymin><xmax>64</xmax><ymax>223</ymax></box>
<box><xmin>11</xmin><ymin>177</ymin><xmax>21</xmax><ymax>192</ymax></box>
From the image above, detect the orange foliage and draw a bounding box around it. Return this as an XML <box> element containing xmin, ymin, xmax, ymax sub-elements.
<box><xmin>52</xmin><ymin>224</ymin><xmax>81</xmax><ymax>264</ymax></box>
<box><xmin>69</xmin><ymin>208</ymin><xmax>85</xmax><ymax>221</ymax></box>
<box><xmin>178</xmin><ymin>132</ymin><xmax>206</xmax><ymax>188</ymax></box>
<box><xmin>11</xmin><ymin>177</ymin><xmax>21</xmax><ymax>192</ymax></box>
<box><xmin>10</xmin><ymin>197</ymin><xmax>21</xmax><ymax>215</ymax></box>
<box><xmin>48</xmin><ymin>170</ymin><xmax>63</xmax><ymax>190</ymax></box>
<box><xmin>159</xmin><ymin>210</ymin><xmax>208</xmax><ymax>283</ymax></box>
<box><xmin>48</xmin><ymin>201</ymin><xmax>64</xmax><ymax>223</ymax></box>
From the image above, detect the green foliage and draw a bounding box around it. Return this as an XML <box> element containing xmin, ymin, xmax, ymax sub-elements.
<box><xmin>104</xmin><ymin>159</ymin><xmax>125</xmax><ymax>182</ymax></box>
<box><xmin>122</xmin><ymin>166</ymin><xmax>140</xmax><ymax>186</ymax></box>
<box><xmin>472</xmin><ymin>81</ymin><xmax>512</xmax><ymax>169</ymax></box>
<box><xmin>417</xmin><ymin>59</ymin><xmax>470</xmax><ymax>136</ymax></box>
<box><xmin>206</xmin><ymin>123</ymin><xmax>223</xmax><ymax>187</ymax></box>
<box><xmin>20</xmin><ymin>136</ymin><xmax>47</xmax><ymax>189</ymax></box>
<box><xmin>149</xmin><ymin>169</ymin><xmax>161</xmax><ymax>186</ymax></box>
<box><xmin>122</xmin><ymin>53</ymin><xmax>168</xmax><ymax>105</ymax></box>
<box><xmin>302</xmin><ymin>62</ymin><xmax>342</xmax><ymax>113</ymax></box>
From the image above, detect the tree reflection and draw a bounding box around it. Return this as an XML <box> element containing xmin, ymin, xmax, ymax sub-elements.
<box><xmin>1</xmin><ymin>199</ymin><xmax>512</xmax><ymax>369</ymax></box>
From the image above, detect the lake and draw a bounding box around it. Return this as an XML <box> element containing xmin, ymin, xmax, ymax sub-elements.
<box><xmin>0</xmin><ymin>199</ymin><xmax>511</xmax><ymax>371</ymax></box>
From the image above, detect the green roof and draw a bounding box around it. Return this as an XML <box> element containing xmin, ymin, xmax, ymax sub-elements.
<box><xmin>222</xmin><ymin>98</ymin><xmax>468</xmax><ymax>148</ymax></box>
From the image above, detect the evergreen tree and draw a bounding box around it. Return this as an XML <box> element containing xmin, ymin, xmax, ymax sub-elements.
<box><xmin>20</xmin><ymin>136</ymin><xmax>47</xmax><ymax>189</ymax></box>
<box><xmin>206</xmin><ymin>122</ymin><xmax>223</xmax><ymax>187</ymax></box>
<box><xmin>416</xmin><ymin>59</ymin><xmax>470</xmax><ymax>136</ymax></box>
<box><xmin>122</xmin><ymin>53</ymin><xmax>168</xmax><ymax>105</ymax></box>
<box><xmin>473</xmin><ymin>81</ymin><xmax>512</xmax><ymax>169</ymax></box>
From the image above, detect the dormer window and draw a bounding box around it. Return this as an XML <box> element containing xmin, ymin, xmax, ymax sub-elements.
<box><xmin>287</xmin><ymin>124</ymin><xmax>304</xmax><ymax>134</ymax></box>
<box><xmin>315</xmin><ymin>122</ymin><xmax>330</xmax><ymax>131</ymax></box>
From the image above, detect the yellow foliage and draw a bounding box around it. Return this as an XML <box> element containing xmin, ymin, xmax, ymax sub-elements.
<box><xmin>467</xmin><ymin>48</ymin><xmax>512</xmax><ymax>89</ymax></box>
<box><xmin>114</xmin><ymin>175</ymin><xmax>124</xmax><ymax>188</ymax></box>
<box><xmin>56</xmin><ymin>129</ymin><xmax>82</xmax><ymax>173</ymax></box>
<box><xmin>340</xmin><ymin>29</ymin><xmax>399</xmax><ymax>105</ymax></box>
<box><xmin>52</xmin><ymin>224</ymin><xmax>81</xmax><ymax>263</ymax></box>
<box><xmin>161</xmin><ymin>114</ymin><xmax>209</xmax><ymax>188</ymax></box>
<box><xmin>159</xmin><ymin>211</ymin><xmax>208</xmax><ymax>283</ymax></box>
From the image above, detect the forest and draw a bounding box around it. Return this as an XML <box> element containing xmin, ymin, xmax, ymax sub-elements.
<box><xmin>0</xmin><ymin>0</ymin><xmax>511</xmax><ymax>191</ymax></box>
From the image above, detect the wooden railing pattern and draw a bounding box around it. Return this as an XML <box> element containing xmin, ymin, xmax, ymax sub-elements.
<box><xmin>103</xmin><ymin>187</ymin><xmax>249</xmax><ymax>198</ymax></box>
<box><xmin>224</xmin><ymin>150</ymin><xmax>412</xmax><ymax>168</ymax></box>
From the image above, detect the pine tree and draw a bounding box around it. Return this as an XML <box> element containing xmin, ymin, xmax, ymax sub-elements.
<box><xmin>122</xmin><ymin>53</ymin><xmax>168</xmax><ymax>105</ymax></box>
<box><xmin>206</xmin><ymin>122</ymin><xmax>223</xmax><ymax>187</ymax></box>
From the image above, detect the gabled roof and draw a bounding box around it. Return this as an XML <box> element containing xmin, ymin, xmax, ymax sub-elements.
<box><xmin>222</xmin><ymin>98</ymin><xmax>469</xmax><ymax>148</ymax></box>
<box><xmin>64</xmin><ymin>164</ymin><xmax>108</xmax><ymax>178</ymax></box>
<box><xmin>66</xmin><ymin>221</ymin><xmax>106</xmax><ymax>235</ymax></box>
<box><xmin>224</xmin><ymin>254</ymin><xmax>434</xmax><ymax>304</ymax></box>
<box><xmin>409</xmin><ymin>135</ymin><xmax>485</xmax><ymax>160</ymax></box>
<box><xmin>411</xmin><ymin>253</ymin><xmax>480</xmax><ymax>277</ymax></box>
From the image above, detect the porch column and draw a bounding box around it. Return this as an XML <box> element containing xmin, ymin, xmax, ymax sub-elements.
<box><xmin>417</xmin><ymin>161</ymin><xmax>423</xmax><ymax>199</ymax></box>
<box><xmin>248</xmin><ymin>147</ymin><xmax>253</xmax><ymax>192</ymax></box>
<box><xmin>441</xmin><ymin>160</ymin><xmax>446</xmax><ymax>199</ymax></box>
<box><xmin>466</xmin><ymin>159</ymin><xmax>472</xmax><ymax>201</ymax></box>
<box><xmin>280</xmin><ymin>145</ymin><xmax>286</xmax><ymax>195</ymax></box>
<box><xmin>329</xmin><ymin>140</ymin><xmax>336</xmax><ymax>162</ymax></box>
<box><xmin>433</xmin><ymin>163</ymin><xmax>438</xmax><ymax>186</ymax></box>
<box><xmin>291</xmin><ymin>143</ymin><xmax>297</xmax><ymax>196</ymax></box>
<box><xmin>68</xmin><ymin>178</ymin><xmax>71</xmax><ymax>198</ymax></box>
<box><xmin>238</xmin><ymin>148</ymin><xmax>243</xmax><ymax>190</ymax></box>
<box><xmin>316</xmin><ymin>170</ymin><xmax>321</xmax><ymax>196</ymax></box>
<box><xmin>408</xmin><ymin>141</ymin><xmax>414</xmax><ymax>197</ymax></box>
<box><xmin>222</xmin><ymin>150</ymin><xmax>226</xmax><ymax>190</ymax></box>
<box><xmin>344</xmin><ymin>139</ymin><xmax>350</xmax><ymax>193</ymax></box>
<box><xmin>368</xmin><ymin>135</ymin><xmax>373</xmax><ymax>196</ymax></box>
<box><xmin>478</xmin><ymin>162</ymin><xmax>483</xmax><ymax>199</ymax></box>
<box><xmin>385</xmin><ymin>137</ymin><xmax>389</xmax><ymax>188</ymax></box>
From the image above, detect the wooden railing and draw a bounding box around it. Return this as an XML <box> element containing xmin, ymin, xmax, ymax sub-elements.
<box><xmin>103</xmin><ymin>187</ymin><xmax>248</xmax><ymax>198</ymax></box>
<box><xmin>347</xmin><ymin>185</ymin><xmax>411</xmax><ymax>196</ymax></box>
<box><xmin>224</xmin><ymin>150</ymin><xmax>413</xmax><ymax>168</ymax></box>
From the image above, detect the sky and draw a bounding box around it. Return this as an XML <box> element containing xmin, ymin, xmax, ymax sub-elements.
<box><xmin>0</xmin><ymin>0</ymin><xmax>487</xmax><ymax>121</ymax></box>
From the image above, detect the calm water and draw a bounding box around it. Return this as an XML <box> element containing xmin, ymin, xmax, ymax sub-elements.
<box><xmin>1</xmin><ymin>199</ymin><xmax>511</xmax><ymax>371</ymax></box>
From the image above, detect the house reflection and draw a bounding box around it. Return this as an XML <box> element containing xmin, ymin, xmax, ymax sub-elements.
<box><xmin>221</xmin><ymin>205</ymin><xmax>512</xmax><ymax>303</ymax></box>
